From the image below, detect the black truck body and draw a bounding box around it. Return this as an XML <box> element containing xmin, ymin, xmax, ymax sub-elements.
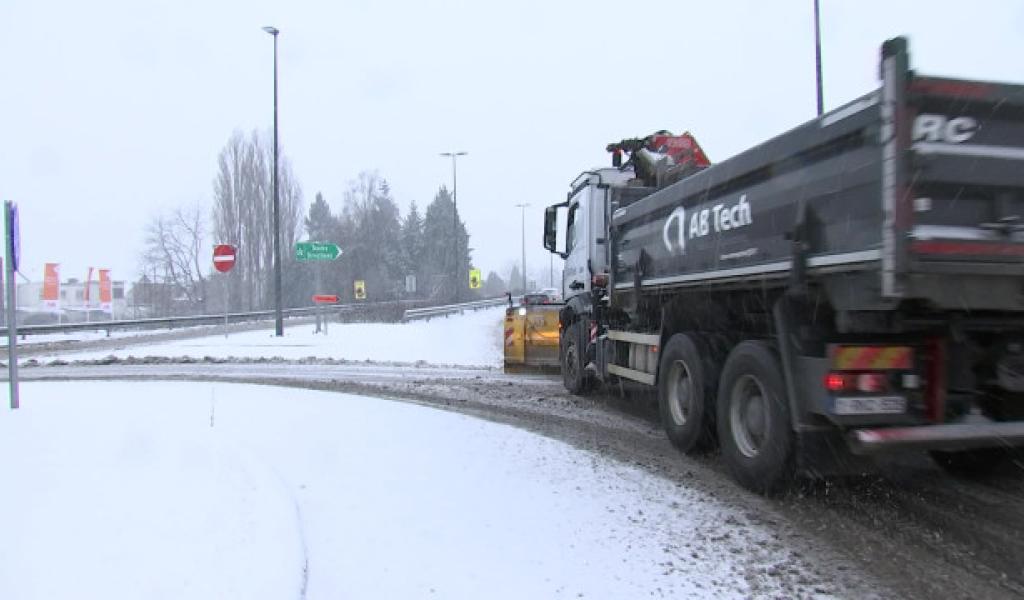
<box><xmin>544</xmin><ymin>38</ymin><xmax>1024</xmax><ymax>492</ymax></box>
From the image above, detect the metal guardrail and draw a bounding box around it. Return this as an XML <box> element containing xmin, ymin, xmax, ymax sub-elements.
<box><xmin>2</xmin><ymin>297</ymin><xmax>511</xmax><ymax>338</ymax></box>
<box><xmin>402</xmin><ymin>297</ymin><xmax>509</xmax><ymax>321</ymax></box>
<box><xmin>0</xmin><ymin>302</ymin><xmax>391</xmax><ymax>338</ymax></box>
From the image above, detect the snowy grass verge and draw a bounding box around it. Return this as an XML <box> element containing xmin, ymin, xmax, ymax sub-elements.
<box><xmin>0</xmin><ymin>381</ymin><xmax>853</xmax><ymax>599</ymax></box>
<box><xmin>27</xmin><ymin>307</ymin><xmax>506</xmax><ymax>369</ymax></box>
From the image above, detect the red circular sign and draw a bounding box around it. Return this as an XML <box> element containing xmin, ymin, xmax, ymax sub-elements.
<box><xmin>213</xmin><ymin>244</ymin><xmax>236</xmax><ymax>273</ymax></box>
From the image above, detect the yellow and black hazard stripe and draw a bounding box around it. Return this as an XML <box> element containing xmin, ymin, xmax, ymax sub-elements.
<box><xmin>831</xmin><ymin>345</ymin><xmax>913</xmax><ymax>370</ymax></box>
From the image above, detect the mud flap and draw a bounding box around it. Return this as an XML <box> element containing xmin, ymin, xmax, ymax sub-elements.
<box><xmin>796</xmin><ymin>429</ymin><xmax>876</xmax><ymax>478</ymax></box>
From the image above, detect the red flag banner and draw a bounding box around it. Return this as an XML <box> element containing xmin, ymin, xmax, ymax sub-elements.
<box><xmin>99</xmin><ymin>269</ymin><xmax>112</xmax><ymax>314</ymax></box>
<box><xmin>84</xmin><ymin>267</ymin><xmax>94</xmax><ymax>305</ymax></box>
<box><xmin>42</xmin><ymin>263</ymin><xmax>60</xmax><ymax>313</ymax></box>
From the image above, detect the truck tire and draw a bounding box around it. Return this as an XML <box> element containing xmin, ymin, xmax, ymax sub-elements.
<box><xmin>658</xmin><ymin>333</ymin><xmax>715</xmax><ymax>453</ymax></box>
<box><xmin>561</xmin><ymin>321</ymin><xmax>592</xmax><ymax>395</ymax></box>
<box><xmin>716</xmin><ymin>341</ymin><xmax>795</xmax><ymax>494</ymax></box>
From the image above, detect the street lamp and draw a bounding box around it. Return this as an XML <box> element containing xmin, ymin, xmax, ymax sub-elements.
<box><xmin>813</xmin><ymin>0</ymin><xmax>824</xmax><ymax>116</ymax></box>
<box><xmin>263</xmin><ymin>25</ymin><xmax>283</xmax><ymax>337</ymax></box>
<box><xmin>515</xmin><ymin>203</ymin><xmax>530</xmax><ymax>294</ymax></box>
<box><xmin>440</xmin><ymin>151</ymin><xmax>467</xmax><ymax>301</ymax></box>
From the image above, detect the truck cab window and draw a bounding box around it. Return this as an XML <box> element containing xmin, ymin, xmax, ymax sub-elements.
<box><xmin>566</xmin><ymin>204</ymin><xmax>578</xmax><ymax>253</ymax></box>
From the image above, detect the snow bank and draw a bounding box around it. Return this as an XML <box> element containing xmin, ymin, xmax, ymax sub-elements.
<box><xmin>4</xmin><ymin>326</ymin><xmax>181</xmax><ymax>346</ymax></box>
<box><xmin>0</xmin><ymin>384</ymin><xmax>304</xmax><ymax>599</ymax></box>
<box><xmin>0</xmin><ymin>382</ymin><xmax>843</xmax><ymax>599</ymax></box>
<box><xmin>34</xmin><ymin>307</ymin><xmax>506</xmax><ymax>368</ymax></box>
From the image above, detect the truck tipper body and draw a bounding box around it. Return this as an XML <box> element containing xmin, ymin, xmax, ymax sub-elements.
<box><xmin>543</xmin><ymin>38</ymin><xmax>1024</xmax><ymax>492</ymax></box>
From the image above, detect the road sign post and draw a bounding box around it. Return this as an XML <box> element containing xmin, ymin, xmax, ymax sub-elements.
<box><xmin>295</xmin><ymin>242</ymin><xmax>342</xmax><ymax>262</ymax></box>
<box><xmin>296</xmin><ymin>242</ymin><xmax>341</xmax><ymax>331</ymax></box>
<box><xmin>5</xmin><ymin>201</ymin><xmax>19</xmax><ymax>409</ymax></box>
<box><xmin>213</xmin><ymin>244</ymin><xmax>237</xmax><ymax>336</ymax></box>
<box><xmin>312</xmin><ymin>294</ymin><xmax>338</xmax><ymax>334</ymax></box>
<box><xmin>213</xmin><ymin>244</ymin><xmax>237</xmax><ymax>273</ymax></box>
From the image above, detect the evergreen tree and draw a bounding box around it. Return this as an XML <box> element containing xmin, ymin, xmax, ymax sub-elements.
<box><xmin>483</xmin><ymin>271</ymin><xmax>506</xmax><ymax>297</ymax></box>
<box><xmin>304</xmin><ymin>192</ymin><xmax>336</xmax><ymax>241</ymax></box>
<box><xmin>422</xmin><ymin>186</ymin><xmax>472</xmax><ymax>300</ymax></box>
<box><xmin>372</xmin><ymin>178</ymin><xmax>403</xmax><ymax>295</ymax></box>
<box><xmin>337</xmin><ymin>172</ymin><xmax>403</xmax><ymax>300</ymax></box>
<box><xmin>508</xmin><ymin>265</ymin><xmax>523</xmax><ymax>295</ymax></box>
<box><xmin>400</xmin><ymin>201</ymin><xmax>425</xmax><ymax>293</ymax></box>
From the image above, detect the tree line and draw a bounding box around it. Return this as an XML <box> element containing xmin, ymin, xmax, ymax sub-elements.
<box><xmin>139</xmin><ymin>130</ymin><xmax>505</xmax><ymax>316</ymax></box>
<box><xmin>299</xmin><ymin>171</ymin><xmax>472</xmax><ymax>305</ymax></box>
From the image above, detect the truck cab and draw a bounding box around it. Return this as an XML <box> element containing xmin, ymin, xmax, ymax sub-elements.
<box><xmin>544</xmin><ymin>168</ymin><xmax>649</xmax><ymax>304</ymax></box>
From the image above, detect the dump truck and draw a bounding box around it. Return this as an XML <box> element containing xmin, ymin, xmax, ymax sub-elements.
<box><xmin>542</xmin><ymin>37</ymin><xmax>1024</xmax><ymax>493</ymax></box>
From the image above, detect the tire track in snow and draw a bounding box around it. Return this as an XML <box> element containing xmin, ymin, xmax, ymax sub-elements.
<box><xmin>260</xmin><ymin>462</ymin><xmax>311</xmax><ymax>599</ymax></box>
<box><xmin>212</xmin><ymin>428</ymin><xmax>312</xmax><ymax>599</ymax></box>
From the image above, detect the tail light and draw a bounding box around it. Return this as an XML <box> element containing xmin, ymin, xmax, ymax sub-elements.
<box><xmin>825</xmin><ymin>371</ymin><xmax>890</xmax><ymax>393</ymax></box>
<box><xmin>855</xmin><ymin>373</ymin><xmax>889</xmax><ymax>393</ymax></box>
<box><xmin>826</xmin><ymin>373</ymin><xmax>850</xmax><ymax>392</ymax></box>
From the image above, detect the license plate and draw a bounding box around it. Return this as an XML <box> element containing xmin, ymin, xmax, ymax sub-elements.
<box><xmin>834</xmin><ymin>395</ymin><xmax>906</xmax><ymax>415</ymax></box>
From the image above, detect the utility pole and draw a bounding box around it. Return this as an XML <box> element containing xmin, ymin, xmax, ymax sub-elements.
<box><xmin>515</xmin><ymin>203</ymin><xmax>530</xmax><ymax>294</ymax></box>
<box><xmin>263</xmin><ymin>25</ymin><xmax>284</xmax><ymax>336</ymax></box>
<box><xmin>440</xmin><ymin>151</ymin><xmax>467</xmax><ymax>301</ymax></box>
<box><xmin>814</xmin><ymin>0</ymin><xmax>824</xmax><ymax>116</ymax></box>
<box><xmin>5</xmin><ymin>201</ymin><xmax>19</xmax><ymax>409</ymax></box>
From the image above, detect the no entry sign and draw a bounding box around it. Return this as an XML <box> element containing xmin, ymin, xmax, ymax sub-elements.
<box><xmin>213</xmin><ymin>244</ymin><xmax>236</xmax><ymax>273</ymax></box>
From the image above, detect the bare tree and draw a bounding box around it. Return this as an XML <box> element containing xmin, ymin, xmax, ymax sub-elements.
<box><xmin>141</xmin><ymin>202</ymin><xmax>208</xmax><ymax>314</ymax></box>
<box><xmin>278</xmin><ymin>155</ymin><xmax>303</xmax><ymax>255</ymax></box>
<box><xmin>212</xmin><ymin>129</ymin><xmax>303</xmax><ymax>311</ymax></box>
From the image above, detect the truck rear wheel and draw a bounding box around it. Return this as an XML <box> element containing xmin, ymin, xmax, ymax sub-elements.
<box><xmin>658</xmin><ymin>333</ymin><xmax>715</xmax><ymax>453</ymax></box>
<box><xmin>716</xmin><ymin>341</ymin><xmax>795</xmax><ymax>494</ymax></box>
<box><xmin>561</xmin><ymin>321</ymin><xmax>592</xmax><ymax>395</ymax></box>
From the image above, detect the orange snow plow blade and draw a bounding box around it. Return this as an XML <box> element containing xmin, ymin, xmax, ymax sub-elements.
<box><xmin>504</xmin><ymin>304</ymin><xmax>561</xmax><ymax>373</ymax></box>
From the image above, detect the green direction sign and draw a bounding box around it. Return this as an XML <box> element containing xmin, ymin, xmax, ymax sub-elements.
<box><xmin>295</xmin><ymin>241</ymin><xmax>342</xmax><ymax>261</ymax></box>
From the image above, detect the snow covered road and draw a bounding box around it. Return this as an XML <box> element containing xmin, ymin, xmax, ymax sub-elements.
<box><xmin>0</xmin><ymin>381</ymin><xmax>869</xmax><ymax>599</ymax></box>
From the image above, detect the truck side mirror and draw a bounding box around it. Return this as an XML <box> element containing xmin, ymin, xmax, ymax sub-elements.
<box><xmin>543</xmin><ymin>206</ymin><xmax>558</xmax><ymax>253</ymax></box>
<box><xmin>544</xmin><ymin>202</ymin><xmax>569</xmax><ymax>258</ymax></box>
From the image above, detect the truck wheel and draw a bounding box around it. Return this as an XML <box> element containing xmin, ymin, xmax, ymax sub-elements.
<box><xmin>716</xmin><ymin>341</ymin><xmax>795</xmax><ymax>494</ymax></box>
<box><xmin>658</xmin><ymin>333</ymin><xmax>715</xmax><ymax>453</ymax></box>
<box><xmin>561</xmin><ymin>321</ymin><xmax>591</xmax><ymax>395</ymax></box>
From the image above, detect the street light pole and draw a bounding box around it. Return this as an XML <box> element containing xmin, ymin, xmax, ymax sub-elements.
<box><xmin>263</xmin><ymin>25</ymin><xmax>283</xmax><ymax>337</ymax></box>
<box><xmin>440</xmin><ymin>151</ymin><xmax>467</xmax><ymax>301</ymax></box>
<box><xmin>515</xmin><ymin>203</ymin><xmax>529</xmax><ymax>294</ymax></box>
<box><xmin>813</xmin><ymin>0</ymin><xmax>824</xmax><ymax>116</ymax></box>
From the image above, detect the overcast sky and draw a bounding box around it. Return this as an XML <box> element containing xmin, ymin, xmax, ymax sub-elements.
<box><xmin>2</xmin><ymin>0</ymin><xmax>1022</xmax><ymax>289</ymax></box>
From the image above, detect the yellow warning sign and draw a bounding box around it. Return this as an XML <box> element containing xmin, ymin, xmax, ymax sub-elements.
<box><xmin>354</xmin><ymin>280</ymin><xmax>366</xmax><ymax>300</ymax></box>
<box><xmin>469</xmin><ymin>268</ymin><xmax>482</xmax><ymax>289</ymax></box>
